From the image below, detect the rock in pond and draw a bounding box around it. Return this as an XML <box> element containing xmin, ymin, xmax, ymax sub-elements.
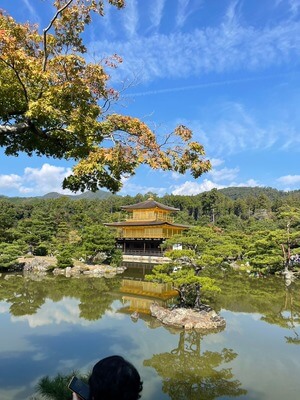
<box><xmin>150</xmin><ymin>303</ymin><xmax>226</xmax><ymax>331</ymax></box>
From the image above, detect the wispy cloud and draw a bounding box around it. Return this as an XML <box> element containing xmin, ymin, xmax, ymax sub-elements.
<box><xmin>21</xmin><ymin>0</ymin><xmax>40</xmax><ymax>23</ymax></box>
<box><xmin>121</xmin><ymin>0</ymin><xmax>139</xmax><ymax>38</ymax></box>
<box><xmin>210</xmin><ymin>158</ymin><xmax>224</xmax><ymax>168</ymax></box>
<box><xmin>125</xmin><ymin>73</ymin><xmax>288</xmax><ymax>97</ymax></box>
<box><xmin>279</xmin><ymin>125</ymin><xmax>300</xmax><ymax>150</ymax></box>
<box><xmin>176</xmin><ymin>0</ymin><xmax>205</xmax><ymax>28</ymax></box>
<box><xmin>277</xmin><ymin>175</ymin><xmax>300</xmax><ymax>185</ymax></box>
<box><xmin>176</xmin><ymin>0</ymin><xmax>189</xmax><ymax>28</ymax></box>
<box><xmin>188</xmin><ymin>101</ymin><xmax>280</xmax><ymax>156</ymax></box>
<box><xmin>235</xmin><ymin>179</ymin><xmax>261</xmax><ymax>187</ymax></box>
<box><xmin>119</xmin><ymin>181</ymin><xmax>167</xmax><ymax>196</ymax></box>
<box><xmin>149</xmin><ymin>0</ymin><xmax>166</xmax><ymax>30</ymax></box>
<box><xmin>289</xmin><ymin>0</ymin><xmax>300</xmax><ymax>17</ymax></box>
<box><xmin>276</xmin><ymin>0</ymin><xmax>300</xmax><ymax>18</ymax></box>
<box><xmin>207</xmin><ymin>103</ymin><xmax>271</xmax><ymax>154</ymax></box>
<box><xmin>94</xmin><ymin>5</ymin><xmax>300</xmax><ymax>82</ymax></box>
<box><xmin>209</xmin><ymin>167</ymin><xmax>239</xmax><ymax>182</ymax></box>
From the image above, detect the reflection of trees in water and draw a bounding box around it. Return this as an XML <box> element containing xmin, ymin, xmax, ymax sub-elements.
<box><xmin>7</xmin><ymin>277</ymin><xmax>47</xmax><ymax>316</ymax></box>
<box><xmin>0</xmin><ymin>275</ymin><xmax>121</xmax><ymax>320</ymax></box>
<box><xmin>144</xmin><ymin>330</ymin><xmax>247</xmax><ymax>400</ymax></box>
<box><xmin>207</xmin><ymin>271</ymin><xmax>300</xmax><ymax>344</ymax></box>
<box><xmin>261</xmin><ymin>284</ymin><xmax>300</xmax><ymax>345</ymax></box>
<box><xmin>78</xmin><ymin>278</ymin><xmax>118</xmax><ymax>320</ymax></box>
<box><xmin>2</xmin><ymin>270</ymin><xmax>300</xmax><ymax>341</ymax></box>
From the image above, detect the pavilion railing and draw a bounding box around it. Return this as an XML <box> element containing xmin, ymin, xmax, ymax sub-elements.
<box><xmin>123</xmin><ymin>249</ymin><xmax>164</xmax><ymax>256</ymax></box>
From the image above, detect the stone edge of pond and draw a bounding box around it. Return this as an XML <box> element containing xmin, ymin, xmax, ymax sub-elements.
<box><xmin>150</xmin><ymin>303</ymin><xmax>226</xmax><ymax>331</ymax></box>
<box><xmin>18</xmin><ymin>256</ymin><xmax>125</xmax><ymax>277</ymax></box>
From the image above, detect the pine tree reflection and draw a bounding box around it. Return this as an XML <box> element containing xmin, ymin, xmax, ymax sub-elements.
<box><xmin>9</xmin><ymin>278</ymin><xmax>47</xmax><ymax>316</ymax></box>
<box><xmin>260</xmin><ymin>284</ymin><xmax>300</xmax><ymax>345</ymax></box>
<box><xmin>78</xmin><ymin>278</ymin><xmax>120</xmax><ymax>320</ymax></box>
<box><xmin>208</xmin><ymin>272</ymin><xmax>300</xmax><ymax>344</ymax></box>
<box><xmin>144</xmin><ymin>329</ymin><xmax>247</xmax><ymax>399</ymax></box>
<box><xmin>0</xmin><ymin>275</ymin><xmax>120</xmax><ymax>320</ymax></box>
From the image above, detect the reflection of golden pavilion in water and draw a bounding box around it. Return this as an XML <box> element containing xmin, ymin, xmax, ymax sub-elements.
<box><xmin>120</xmin><ymin>279</ymin><xmax>178</xmax><ymax>315</ymax></box>
<box><xmin>105</xmin><ymin>198</ymin><xmax>189</xmax><ymax>256</ymax></box>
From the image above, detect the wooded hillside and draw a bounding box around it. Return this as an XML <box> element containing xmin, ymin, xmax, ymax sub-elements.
<box><xmin>0</xmin><ymin>186</ymin><xmax>299</xmax><ymax>273</ymax></box>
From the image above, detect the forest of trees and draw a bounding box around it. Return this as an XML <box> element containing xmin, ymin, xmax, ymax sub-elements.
<box><xmin>0</xmin><ymin>186</ymin><xmax>299</xmax><ymax>274</ymax></box>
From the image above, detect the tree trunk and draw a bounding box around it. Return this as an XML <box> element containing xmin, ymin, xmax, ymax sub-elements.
<box><xmin>179</xmin><ymin>284</ymin><xmax>187</xmax><ymax>307</ymax></box>
<box><xmin>194</xmin><ymin>283</ymin><xmax>202</xmax><ymax>309</ymax></box>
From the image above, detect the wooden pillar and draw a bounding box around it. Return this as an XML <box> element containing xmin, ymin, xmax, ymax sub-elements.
<box><xmin>144</xmin><ymin>242</ymin><xmax>146</xmax><ymax>253</ymax></box>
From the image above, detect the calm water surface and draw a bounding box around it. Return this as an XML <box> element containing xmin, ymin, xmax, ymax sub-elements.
<box><xmin>0</xmin><ymin>267</ymin><xmax>300</xmax><ymax>400</ymax></box>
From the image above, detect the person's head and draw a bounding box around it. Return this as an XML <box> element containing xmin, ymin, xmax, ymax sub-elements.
<box><xmin>88</xmin><ymin>355</ymin><xmax>143</xmax><ymax>400</ymax></box>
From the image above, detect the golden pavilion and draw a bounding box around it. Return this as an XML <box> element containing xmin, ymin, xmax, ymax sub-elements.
<box><xmin>105</xmin><ymin>198</ymin><xmax>189</xmax><ymax>255</ymax></box>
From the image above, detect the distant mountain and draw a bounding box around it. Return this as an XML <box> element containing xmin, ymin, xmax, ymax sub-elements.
<box><xmin>1</xmin><ymin>186</ymin><xmax>299</xmax><ymax>202</ymax></box>
<box><xmin>218</xmin><ymin>186</ymin><xmax>286</xmax><ymax>200</ymax></box>
<box><xmin>41</xmin><ymin>192</ymin><xmax>65</xmax><ymax>199</ymax></box>
<box><xmin>41</xmin><ymin>190</ymin><xmax>112</xmax><ymax>200</ymax></box>
<box><xmin>0</xmin><ymin>190</ymin><xmax>112</xmax><ymax>201</ymax></box>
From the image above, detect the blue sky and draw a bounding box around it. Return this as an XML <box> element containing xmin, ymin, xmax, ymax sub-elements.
<box><xmin>1</xmin><ymin>0</ymin><xmax>300</xmax><ymax>197</ymax></box>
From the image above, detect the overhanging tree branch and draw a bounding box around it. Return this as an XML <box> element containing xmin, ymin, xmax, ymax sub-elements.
<box><xmin>43</xmin><ymin>0</ymin><xmax>74</xmax><ymax>71</ymax></box>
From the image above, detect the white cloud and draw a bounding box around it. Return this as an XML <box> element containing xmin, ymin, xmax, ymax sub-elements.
<box><xmin>172</xmin><ymin>179</ymin><xmax>224</xmax><ymax>195</ymax></box>
<box><xmin>171</xmin><ymin>172</ymin><xmax>182</xmax><ymax>181</ymax></box>
<box><xmin>236</xmin><ymin>179</ymin><xmax>261</xmax><ymax>187</ymax></box>
<box><xmin>209</xmin><ymin>167</ymin><xmax>239</xmax><ymax>182</ymax></box>
<box><xmin>0</xmin><ymin>163</ymin><xmax>73</xmax><ymax>196</ymax></box>
<box><xmin>277</xmin><ymin>175</ymin><xmax>300</xmax><ymax>185</ymax></box>
<box><xmin>22</xmin><ymin>163</ymin><xmax>73</xmax><ymax>195</ymax></box>
<box><xmin>210</xmin><ymin>158</ymin><xmax>224</xmax><ymax>168</ymax></box>
<box><xmin>171</xmin><ymin>177</ymin><xmax>261</xmax><ymax>196</ymax></box>
<box><xmin>0</xmin><ymin>174</ymin><xmax>22</xmax><ymax>190</ymax></box>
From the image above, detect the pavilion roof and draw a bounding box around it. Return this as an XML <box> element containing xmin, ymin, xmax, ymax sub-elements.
<box><xmin>121</xmin><ymin>198</ymin><xmax>179</xmax><ymax>212</ymax></box>
<box><xmin>104</xmin><ymin>220</ymin><xmax>189</xmax><ymax>228</ymax></box>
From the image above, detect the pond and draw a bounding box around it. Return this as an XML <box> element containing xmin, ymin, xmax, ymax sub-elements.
<box><xmin>0</xmin><ymin>266</ymin><xmax>300</xmax><ymax>400</ymax></box>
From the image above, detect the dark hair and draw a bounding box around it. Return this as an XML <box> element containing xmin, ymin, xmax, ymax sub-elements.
<box><xmin>88</xmin><ymin>355</ymin><xmax>143</xmax><ymax>400</ymax></box>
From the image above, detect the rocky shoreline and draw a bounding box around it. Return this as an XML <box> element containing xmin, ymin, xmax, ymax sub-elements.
<box><xmin>150</xmin><ymin>303</ymin><xmax>226</xmax><ymax>331</ymax></box>
<box><xmin>19</xmin><ymin>256</ymin><xmax>126</xmax><ymax>277</ymax></box>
